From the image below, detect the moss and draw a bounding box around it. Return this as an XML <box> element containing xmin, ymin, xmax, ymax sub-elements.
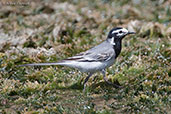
<box><xmin>0</xmin><ymin>0</ymin><xmax>170</xmax><ymax>113</ymax></box>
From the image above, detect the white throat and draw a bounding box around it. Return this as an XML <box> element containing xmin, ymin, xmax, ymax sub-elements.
<box><xmin>110</xmin><ymin>37</ymin><xmax>116</xmax><ymax>45</ymax></box>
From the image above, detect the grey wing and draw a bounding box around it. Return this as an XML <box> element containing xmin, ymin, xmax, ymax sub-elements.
<box><xmin>62</xmin><ymin>41</ymin><xmax>115</xmax><ymax>62</ymax></box>
<box><xmin>91</xmin><ymin>51</ymin><xmax>114</xmax><ymax>62</ymax></box>
<box><xmin>82</xmin><ymin>48</ymin><xmax>115</xmax><ymax>62</ymax></box>
<box><xmin>83</xmin><ymin>41</ymin><xmax>115</xmax><ymax>62</ymax></box>
<box><xmin>63</xmin><ymin>48</ymin><xmax>115</xmax><ymax>62</ymax></box>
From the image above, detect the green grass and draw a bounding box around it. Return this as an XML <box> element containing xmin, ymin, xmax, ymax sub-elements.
<box><xmin>0</xmin><ymin>0</ymin><xmax>170</xmax><ymax>113</ymax></box>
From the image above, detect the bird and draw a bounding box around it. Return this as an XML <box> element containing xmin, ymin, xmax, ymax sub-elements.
<box><xmin>18</xmin><ymin>27</ymin><xmax>135</xmax><ymax>91</ymax></box>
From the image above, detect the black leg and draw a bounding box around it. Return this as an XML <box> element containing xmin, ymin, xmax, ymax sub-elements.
<box><xmin>101</xmin><ymin>69</ymin><xmax>122</xmax><ymax>88</ymax></box>
<box><xmin>83</xmin><ymin>73</ymin><xmax>93</xmax><ymax>92</ymax></box>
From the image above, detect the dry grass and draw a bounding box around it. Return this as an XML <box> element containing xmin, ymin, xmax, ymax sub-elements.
<box><xmin>0</xmin><ymin>0</ymin><xmax>170</xmax><ymax>113</ymax></box>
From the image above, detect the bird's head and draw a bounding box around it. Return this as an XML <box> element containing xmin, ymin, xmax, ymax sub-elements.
<box><xmin>107</xmin><ymin>27</ymin><xmax>135</xmax><ymax>45</ymax></box>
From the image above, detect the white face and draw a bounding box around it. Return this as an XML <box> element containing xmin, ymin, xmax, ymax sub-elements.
<box><xmin>112</xmin><ymin>28</ymin><xmax>129</xmax><ymax>37</ymax></box>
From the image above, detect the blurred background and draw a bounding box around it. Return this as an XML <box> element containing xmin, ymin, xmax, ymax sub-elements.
<box><xmin>0</xmin><ymin>0</ymin><xmax>170</xmax><ymax>113</ymax></box>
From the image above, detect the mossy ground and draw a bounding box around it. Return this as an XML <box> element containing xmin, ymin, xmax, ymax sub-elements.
<box><xmin>0</xmin><ymin>0</ymin><xmax>170</xmax><ymax>113</ymax></box>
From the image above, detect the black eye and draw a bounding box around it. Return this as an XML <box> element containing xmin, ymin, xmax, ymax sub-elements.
<box><xmin>119</xmin><ymin>31</ymin><xmax>122</xmax><ymax>33</ymax></box>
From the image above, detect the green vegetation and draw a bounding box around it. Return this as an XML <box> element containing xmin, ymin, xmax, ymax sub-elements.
<box><xmin>0</xmin><ymin>0</ymin><xmax>170</xmax><ymax>113</ymax></box>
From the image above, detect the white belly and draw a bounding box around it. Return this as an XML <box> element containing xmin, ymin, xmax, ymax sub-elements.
<box><xmin>60</xmin><ymin>57</ymin><xmax>115</xmax><ymax>73</ymax></box>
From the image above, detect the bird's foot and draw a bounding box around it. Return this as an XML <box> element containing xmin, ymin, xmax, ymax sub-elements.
<box><xmin>104</xmin><ymin>77</ymin><xmax>123</xmax><ymax>89</ymax></box>
<box><xmin>112</xmin><ymin>79</ymin><xmax>123</xmax><ymax>88</ymax></box>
